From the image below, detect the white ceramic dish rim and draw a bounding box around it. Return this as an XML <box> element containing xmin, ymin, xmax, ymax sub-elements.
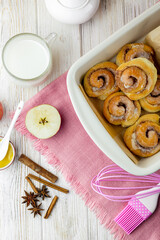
<box><xmin>67</xmin><ymin>3</ymin><xmax>160</xmax><ymax>176</ymax></box>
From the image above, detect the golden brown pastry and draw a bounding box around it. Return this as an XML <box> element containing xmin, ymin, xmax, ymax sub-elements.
<box><xmin>145</xmin><ymin>26</ymin><xmax>160</xmax><ymax>66</ymax></box>
<box><xmin>139</xmin><ymin>75</ymin><xmax>160</xmax><ymax>112</ymax></box>
<box><xmin>124</xmin><ymin>114</ymin><xmax>160</xmax><ymax>157</ymax></box>
<box><xmin>116</xmin><ymin>43</ymin><xmax>154</xmax><ymax>66</ymax></box>
<box><xmin>115</xmin><ymin>58</ymin><xmax>157</xmax><ymax>100</ymax></box>
<box><xmin>103</xmin><ymin>92</ymin><xmax>141</xmax><ymax>127</ymax></box>
<box><xmin>83</xmin><ymin>62</ymin><xmax>119</xmax><ymax>100</ymax></box>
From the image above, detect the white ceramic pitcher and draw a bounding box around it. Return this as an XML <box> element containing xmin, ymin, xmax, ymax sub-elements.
<box><xmin>45</xmin><ymin>0</ymin><xmax>100</xmax><ymax>24</ymax></box>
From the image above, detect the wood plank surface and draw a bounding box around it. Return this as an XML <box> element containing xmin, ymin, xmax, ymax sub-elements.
<box><xmin>0</xmin><ymin>0</ymin><xmax>157</xmax><ymax>239</ymax></box>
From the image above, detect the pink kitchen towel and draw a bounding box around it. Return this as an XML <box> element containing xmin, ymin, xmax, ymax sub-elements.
<box><xmin>14</xmin><ymin>72</ymin><xmax>160</xmax><ymax>240</ymax></box>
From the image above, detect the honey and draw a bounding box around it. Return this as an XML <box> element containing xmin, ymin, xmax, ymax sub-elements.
<box><xmin>0</xmin><ymin>141</ymin><xmax>14</xmax><ymax>169</ymax></box>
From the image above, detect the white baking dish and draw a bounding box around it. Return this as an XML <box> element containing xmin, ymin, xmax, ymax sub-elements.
<box><xmin>67</xmin><ymin>3</ymin><xmax>160</xmax><ymax>176</ymax></box>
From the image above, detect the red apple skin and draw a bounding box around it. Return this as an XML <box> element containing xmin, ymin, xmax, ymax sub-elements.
<box><xmin>0</xmin><ymin>103</ymin><xmax>3</xmax><ymax>120</ymax></box>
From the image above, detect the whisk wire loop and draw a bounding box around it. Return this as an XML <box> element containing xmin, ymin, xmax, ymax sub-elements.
<box><xmin>91</xmin><ymin>164</ymin><xmax>160</xmax><ymax>202</ymax></box>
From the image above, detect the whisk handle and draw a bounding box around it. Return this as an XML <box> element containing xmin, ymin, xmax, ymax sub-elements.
<box><xmin>137</xmin><ymin>184</ymin><xmax>160</xmax><ymax>213</ymax></box>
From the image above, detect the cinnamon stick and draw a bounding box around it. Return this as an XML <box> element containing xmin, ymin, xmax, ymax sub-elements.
<box><xmin>44</xmin><ymin>196</ymin><xmax>58</xmax><ymax>219</ymax></box>
<box><xmin>28</xmin><ymin>174</ymin><xmax>69</xmax><ymax>194</ymax></box>
<box><xmin>19</xmin><ymin>154</ymin><xmax>58</xmax><ymax>183</ymax></box>
<box><xmin>25</xmin><ymin>176</ymin><xmax>39</xmax><ymax>194</ymax></box>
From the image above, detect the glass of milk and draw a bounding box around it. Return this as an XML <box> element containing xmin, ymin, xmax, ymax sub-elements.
<box><xmin>2</xmin><ymin>32</ymin><xmax>56</xmax><ymax>86</ymax></box>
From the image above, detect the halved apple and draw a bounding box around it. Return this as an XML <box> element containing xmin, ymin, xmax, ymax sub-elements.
<box><xmin>25</xmin><ymin>104</ymin><xmax>61</xmax><ymax>139</ymax></box>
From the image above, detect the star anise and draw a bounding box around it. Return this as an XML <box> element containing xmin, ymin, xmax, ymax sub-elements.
<box><xmin>38</xmin><ymin>185</ymin><xmax>51</xmax><ymax>200</ymax></box>
<box><xmin>28</xmin><ymin>203</ymin><xmax>44</xmax><ymax>217</ymax></box>
<box><xmin>22</xmin><ymin>191</ymin><xmax>39</xmax><ymax>207</ymax></box>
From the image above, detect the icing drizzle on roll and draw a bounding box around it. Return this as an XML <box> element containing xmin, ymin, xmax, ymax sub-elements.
<box><xmin>140</xmin><ymin>75</ymin><xmax>160</xmax><ymax>112</ymax></box>
<box><xmin>103</xmin><ymin>92</ymin><xmax>141</xmax><ymax>127</ymax></box>
<box><xmin>124</xmin><ymin>114</ymin><xmax>160</xmax><ymax>157</ymax></box>
<box><xmin>115</xmin><ymin>58</ymin><xmax>157</xmax><ymax>100</ymax></box>
<box><xmin>83</xmin><ymin>62</ymin><xmax>119</xmax><ymax>100</ymax></box>
<box><xmin>116</xmin><ymin>43</ymin><xmax>155</xmax><ymax>66</ymax></box>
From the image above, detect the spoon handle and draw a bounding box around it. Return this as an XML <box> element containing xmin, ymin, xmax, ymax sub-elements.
<box><xmin>6</xmin><ymin>101</ymin><xmax>24</xmax><ymax>138</ymax></box>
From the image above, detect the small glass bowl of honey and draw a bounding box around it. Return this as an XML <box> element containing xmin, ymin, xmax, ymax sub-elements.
<box><xmin>0</xmin><ymin>137</ymin><xmax>15</xmax><ymax>170</ymax></box>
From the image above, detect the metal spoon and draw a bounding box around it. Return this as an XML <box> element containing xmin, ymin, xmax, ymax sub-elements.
<box><xmin>0</xmin><ymin>101</ymin><xmax>24</xmax><ymax>161</ymax></box>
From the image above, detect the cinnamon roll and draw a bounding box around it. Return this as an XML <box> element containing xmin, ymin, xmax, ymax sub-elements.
<box><xmin>116</xmin><ymin>43</ymin><xmax>155</xmax><ymax>66</ymax></box>
<box><xmin>103</xmin><ymin>92</ymin><xmax>141</xmax><ymax>127</ymax></box>
<box><xmin>139</xmin><ymin>75</ymin><xmax>160</xmax><ymax>112</ymax></box>
<box><xmin>124</xmin><ymin>114</ymin><xmax>160</xmax><ymax>157</ymax></box>
<box><xmin>115</xmin><ymin>58</ymin><xmax>157</xmax><ymax>100</ymax></box>
<box><xmin>83</xmin><ymin>62</ymin><xmax>119</xmax><ymax>100</ymax></box>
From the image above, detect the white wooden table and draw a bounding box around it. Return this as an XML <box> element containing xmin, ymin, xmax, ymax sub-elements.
<box><xmin>0</xmin><ymin>1</ymin><xmax>157</xmax><ymax>239</ymax></box>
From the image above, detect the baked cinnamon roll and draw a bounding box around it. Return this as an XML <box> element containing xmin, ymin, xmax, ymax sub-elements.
<box><xmin>103</xmin><ymin>92</ymin><xmax>141</xmax><ymax>127</ymax></box>
<box><xmin>83</xmin><ymin>62</ymin><xmax>119</xmax><ymax>100</ymax></box>
<box><xmin>115</xmin><ymin>58</ymin><xmax>157</xmax><ymax>100</ymax></box>
<box><xmin>124</xmin><ymin>114</ymin><xmax>160</xmax><ymax>157</ymax></box>
<box><xmin>116</xmin><ymin>43</ymin><xmax>155</xmax><ymax>66</ymax></box>
<box><xmin>139</xmin><ymin>75</ymin><xmax>160</xmax><ymax>112</ymax></box>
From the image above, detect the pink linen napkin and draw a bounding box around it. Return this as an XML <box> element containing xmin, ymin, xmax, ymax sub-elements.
<box><xmin>14</xmin><ymin>72</ymin><xmax>160</xmax><ymax>240</ymax></box>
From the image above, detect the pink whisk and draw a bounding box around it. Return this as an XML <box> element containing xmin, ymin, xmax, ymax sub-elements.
<box><xmin>91</xmin><ymin>164</ymin><xmax>160</xmax><ymax>202</ymax></box>
<box><xmin>91</xmin><ymin>164</ymin><xmax>160</xmax><ymax>234</ymax></box>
